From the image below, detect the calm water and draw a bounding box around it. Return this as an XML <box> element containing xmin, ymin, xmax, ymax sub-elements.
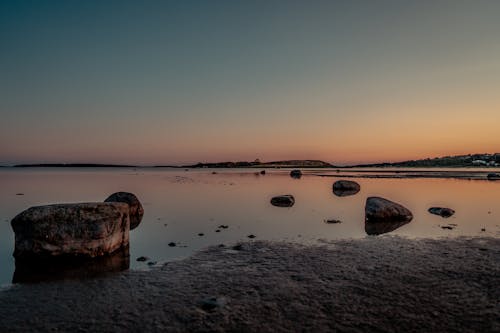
<box><xmin>1</xmin><ymin>167</ymin><xmax>499</xmax><ymax>286</ymax></box>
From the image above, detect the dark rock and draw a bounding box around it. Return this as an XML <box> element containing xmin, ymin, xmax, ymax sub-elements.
<box><xmin>199</xmin><ymin>297</ymin><xmax>226</xmax><ymax>311</ymax></box>
<box><xmin>15</xmin><ymin>193</ymin><xmax>24</xmax><ymax>196</ymax></box>
<box><xmin>215</xmin><ymin>230</ymin><xmax>221</xmax><ymax>233</ymax></box>
<box><xmin>260</xmin><ymin>170</ymin><xmax>266</xmax><ymax>175</ymax></box>
<box><xmin>365</xmin><ymin>197</ymin><xmax>413</xmax><ymax>224</ymax></box>
<box><xmin>198</xmin><ymin>233</ymin><xmax>204</xmax><ymax>236</ymax></box>
<box><xmin>324</xmin><ymin>219</ymin><xmax>342</xmax><ymax>224</ymax></box>
<box><xmin>441</xmin><ymin>225</ymin><xmax>454</xmax><ymax>230</ymax></box>
<box><xmin>104</xmin><ymin>192</ymin><xmax>144</xmax><ymax>230</ymax></box>
<box><xmin>168</xmin><ymin>242</ymin><xmax>176</xmax><ymax>247</ymax></box>
<box><xmin>247</xmin><ymin>234</ymin><xmax>256</xmax><ymax>239</ymax></box>
<box><xmin>147</xmin><ymin>261</ymin><xmax>157</xmax><ymax>266</ymax></box>
<box><xmin>11</xmin><ymin>202</ymin><xmax>130</xmax><ymax>259</ymax></box>
<box><xmin>428</xmin><ymin>207</ymin><xmax>455</xmax><ymax>218</ymax></box>
<box><xmin>136</xmin><ymin>256</ymin><xmax>149</xmax><ymax>262</ymax></box>
<box><xmin>218</xmin><ymin>225</ymin><xmax>229</xmax><ymax>229</ymax></box>
<box><xmin>290</xmin><ymin>170</ymin><xmax>302</xmax><ymax>179</ymax></box>
<box><xmin>333</xmin><ymin>180</ymin><xmax>360</xmax><ymax>197</ymax></box>
<box><xmin>270</xmin><ymin>195</ymin><xmax>295</xmax><ymax>207</ymax></box>
<box><xmin>487</xmin><ymin>173</ymin><xmax>500</xmax><ymax>180</ymax></box>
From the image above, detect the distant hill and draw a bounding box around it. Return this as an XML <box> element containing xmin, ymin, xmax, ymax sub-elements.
<box><xmin>353</xmin><ymin>153</ymin><xmax>500</xmax><ymax>168</ymax></box>
<box><xmin>13</xmin><ymin>163</ymin><xmax>137</xmax><ymax>168</ymax></box>
<box><xmin>184</xmin><ymin>159</ymin><xmax>334</xmax><ymax>168</ymax></box>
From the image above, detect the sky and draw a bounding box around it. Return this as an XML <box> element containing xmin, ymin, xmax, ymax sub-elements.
<box><xmin>1</xmin><ymin>0</ymin><xmax>499</xmax><ymax>166</ymax></box>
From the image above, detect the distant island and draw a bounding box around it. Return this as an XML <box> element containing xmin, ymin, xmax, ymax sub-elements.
<box><xmin>13</xmin><ymin>163</ymin><xmax>138</xmax><ymax>168</ymax></box>
<box><xmin>353</xmin><ymin>153</ymin><xmax>500</xmax><ymax>168</ymax></box>
<box><xmin>183</xmin><ymin>159</ymin><xmax>334</xmax><ymax>168</ymax></box>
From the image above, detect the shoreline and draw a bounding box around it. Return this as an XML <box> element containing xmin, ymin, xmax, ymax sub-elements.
<box><xmin>0</xmin><ymin>236</ymin><xmax>498</xmax><ymax>332</ymax></box>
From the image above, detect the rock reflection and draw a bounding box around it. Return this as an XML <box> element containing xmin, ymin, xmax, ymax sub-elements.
<box><xmin>365</xmin><ymin>220</ymin><xmax>411</xmax><ymax>236</ymax></box>
<box><xmin>12</xmin><ymin>246</ymin><xmax>130</xmax><ymax>284</ymax></box>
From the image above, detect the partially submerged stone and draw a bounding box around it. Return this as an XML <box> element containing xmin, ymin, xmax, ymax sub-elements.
<box><xmin>270</xmin><ymin>195</ymin><xmax>295</xmax><ymax>207</ymax></box>
<box><xmin>428</xmin><ymin>207</ymin><xmax>455</xmax><ymax>218</ymax></box>
<box><xmin>104</xmin><ymin>192</ymin><xmax>144</xmax><ymax>230</ymax></box>
<box><xmin>333</xmin><ymin>180</ymin><xmax>360</xmax><ymax>197</ymax></box>
<box><xmin>365</xmin><ymin>197</ymin><xmax>413</xmax><ymax>224</ymax></box>
<box><xmin>11</xmin><ymin>202</ymin><xmax>130</xmax><ymax>259</ymax></box>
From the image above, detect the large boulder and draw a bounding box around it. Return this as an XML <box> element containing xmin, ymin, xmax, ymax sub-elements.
<box><xmin>428</xmin><ymin>207</ymin><xmax>455</xmax><ymax>218</ymax></box>
<box><xmin>11</xmin><ymin>202</ymin><xmax>130</xmax><ymax>259</ymax></box>
<box><xmin>104</xmin><ymin>192</ymin><xmax>144</xmax><ymax>230</ymax></box>
<box><xmin>333</xmin><ymin>180</ymin><xmax>360</xmax><ymax>197</ymax></box>
<box><xmin>270</xmin><ymin>195</ymin><xmax>295</xmax><ymax>207</ymax></box>
<box><xmin>365</xmin><ymin>197</ymin><xmax>413</xmax><ymax>223</ymax></box>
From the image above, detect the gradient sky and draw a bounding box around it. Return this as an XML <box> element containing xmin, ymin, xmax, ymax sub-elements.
<box><xmin>1</xmin><ymin>0</ymin><xmax>499</xmax><ymax>165</ymax></box>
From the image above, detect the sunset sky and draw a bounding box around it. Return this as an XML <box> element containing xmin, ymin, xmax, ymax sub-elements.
<box><xmin>1</xmin><ymin>1</ymin><xmax>499</xmax><ymax>166</ymax></box>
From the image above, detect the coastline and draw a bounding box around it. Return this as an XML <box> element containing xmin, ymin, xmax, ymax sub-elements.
<box><xmin>0</xmin><ymin>236</ymin><xmax>498</xmax><ymax>332</ymax></box>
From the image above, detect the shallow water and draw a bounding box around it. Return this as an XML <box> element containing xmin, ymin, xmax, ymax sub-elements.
<box><xmin>1</xmin><ymin>167</ymin><xmax>499</xmax><ymax>286</ymax></box>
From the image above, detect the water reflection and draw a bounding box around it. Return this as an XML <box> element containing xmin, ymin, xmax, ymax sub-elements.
<box><xmin>12</xmin><ymin>246</ymin><xmax>129</xmax><ymax>284</ymax></box>
<box><xmin>365</xmin><ymin>220</ymin><xmax>411</xmax><ymax>236</ymax></box>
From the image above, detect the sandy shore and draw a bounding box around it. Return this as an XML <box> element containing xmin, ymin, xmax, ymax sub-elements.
<box><xmin>0</xmin><ymin>237</ymin><xmax>498</xmax><ymax>332</ymax></box>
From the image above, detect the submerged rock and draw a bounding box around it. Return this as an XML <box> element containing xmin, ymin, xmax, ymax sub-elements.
<box><xmin>428</xmin><ymin>207</ymin><xmax>455</xmax><ymax>218</ymax></box>
<box><xmin>260</xmin><ymin>170</ymin><xmax>266</xmax><ymax>175</ymax></box>
<box><xmin>104</xmin><ymin>192</ymin><xmax>144</xmax><ymax>230</ymax></box>
<box><xmin>290</xmin><ymin>170</ymin><xmax>302</xmax><ymax>179</ymax></box>
<box><xmin>332</xmin><ymin>180</ymin><xmax>360</xmax><ymax>197</ymax></box>
<box><xmin>365</xmin><ymin>197</ymin><xmax>413</xmax><ymax>224</ymax></box>
<box><xmin>11</xmin><ymin>202</ymin><xmax>130</xmax><ymax>259</ymax></box>
<box><xmin>270</xmin><ymin>195</ymin><xmax>295</xmax><ymax>207</ymax></box>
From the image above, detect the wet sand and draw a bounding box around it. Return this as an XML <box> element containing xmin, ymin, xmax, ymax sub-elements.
<box><xmin>0</xmin><ymin>236</ymin><xmax>498</xmax><ymax>332</ymax></box>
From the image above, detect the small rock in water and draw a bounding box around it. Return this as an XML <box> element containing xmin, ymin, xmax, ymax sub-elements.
<box><xmin>260</xmin><ymin>170</ymin><xmax>266</xmax><ymax>175</ymax></box>
<box><xmin>441</xmin><ymin>225</ymin><xmax>454</xmax><ymax>230</ymax></box>
<box><xmin>168</xmin><ymin>242</ymin><xmax>176</xmax><ymax>247</ymax></box>
<box><xmin>198</xmin><ymin>233</ymin><xmax>204</xmax><ymax>236</ymax></box>
<box><xmin>290</xmin><ymin>169</ymin><xmax>302</xmax><ymax>179</ymax></box>
<box><xmin>428</xmin><ymin>207</ymin><xmax>455</xmax><ymax>218</ymax></box>
<box><xmin>270</xmin><ymin>195</ymin><xmax>295</xmax><ymax>207</ymax></box>
<box><xmin>137</xmin><ymin>256</ymin><xmax>149</xmax><ymax>262</ymax></box>
<box><xmin>212</xmin><ymin>171</ymin><xmax>217</xmax><ymax>174</ymax></box>
<box><xmin>147</xmin><ymin>261</ymin><xmax>157</xmax><ymax>266</ymax></box>
<box><xmin>333</xmin><ymin>180</ymin><xmax>360</xmax><ymax>197</ymax></box>
<box><xmin>215</xmin><ymin>229</ymin><xmax>221</xmax><ymax>233</ymax></box>
<box><xmin>218</xmin><ymin>225</ymin><xmax>229</xmax><ymax>229</ymax></box>
<box><xmin>218</xmin><ymin>244</ymin><xmax>225</xmax><ymax>248</ymax></box>
<box><xmin>487</xmin><ymin>173</ymin><xmax>500</xmax><ymax>180</ymax></box>
<box><xmin>365</xmin><ymin>197</ymin><xmax>413</xmax><ymax>223</ymax></box>
<box><xmin>15</xmin><ymin>193</ymin><xmax>24</xmax><ymax>196</ymax></box>
<box><xmin>247</xmin><ymin>234</ymin><xmax>256</xmax><ymax>239</ymax></box>
<box><xmin>199</xmin><ymin>297</ymin><xmax>227</xmax><ymax>311</ymax></box>
<box><xmin>324</xmin><ymin>219</ymin><xmax>342</xmax><ymax>224</ymax></box>
<box><xmin>481</xmin><ymin>228</ymin><xmax>486</xmax><ymax>232</ymax></box>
